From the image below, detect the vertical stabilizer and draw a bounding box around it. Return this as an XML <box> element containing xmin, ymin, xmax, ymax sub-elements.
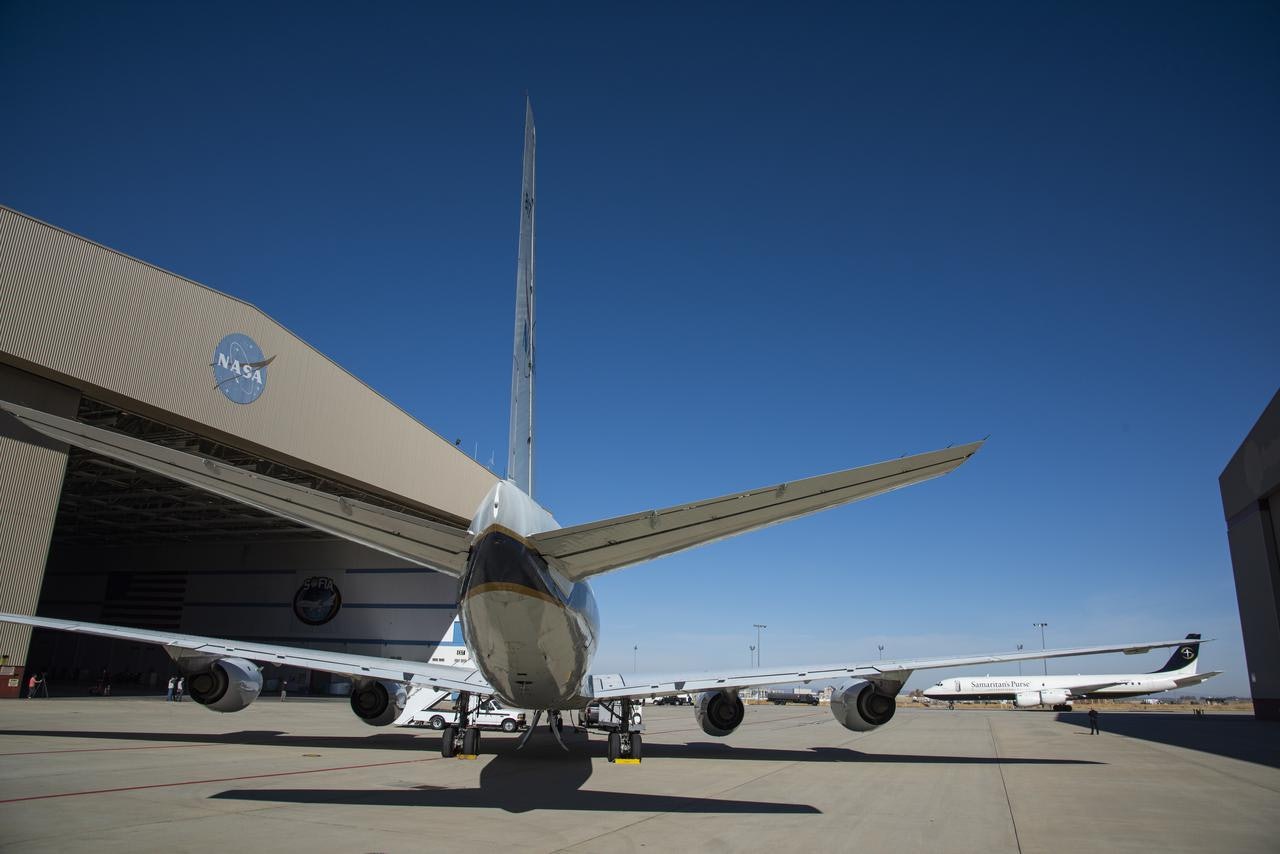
<box><xmin>1155</xmin><ymin>633</ymin><xmax>1201</xmax><ymax>674</ymax></box>
<box><xmin>507</xmin><ymin>98</ymin><xmax>537</xmax><ymax>496</ymax></box>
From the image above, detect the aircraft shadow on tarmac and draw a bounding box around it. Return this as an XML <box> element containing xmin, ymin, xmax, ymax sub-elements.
<box><xmin>0</xmin><ymin>727</ymin><xmax>1102</xmax><ymax>768</ymax></box>
<box><xmin>208</xmin><ymin>734</ymin><xmax>1099</xmax><ymax>814</ymax></box>
<box><xmin>0</xmin><ymin>725</ymin><xmax>1102</xmax><ymax>815</ymax></box>
<box><xmin>1055</xmin><ymin>711</ymin><xmax>1280</xmax><ymax>768</ymax></box>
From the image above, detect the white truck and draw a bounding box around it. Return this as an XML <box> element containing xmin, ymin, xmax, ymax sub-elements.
<box><xmin>403</xmin><ymin>697</ymin><xmax>528</xmax><ymax>733</ymax></box>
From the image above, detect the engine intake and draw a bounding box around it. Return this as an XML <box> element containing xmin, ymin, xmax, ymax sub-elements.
<box><xmin>184</xmin><ymin>658</ymin><xmax>263</xmax><ymax>713</ymax></box>
<box><xmin>695</xmin><ymin>690</ymin><xmax>745</xmax><ymax>737</ymax></box>
<box><xmin>830</xmin><ymin>681</ymin><xmax>897</xmax><ymax>732</ymax></box>
<box><xmin>350</xmin><ymin>679</ymin><xmax>407</xmax><ymax>726</ymax></box>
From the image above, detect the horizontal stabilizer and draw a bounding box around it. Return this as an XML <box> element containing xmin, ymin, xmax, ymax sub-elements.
<box><xmin>0</xmin><ymin>399</ymin><xmax>473</xmax><ymax>576</ymax></box>
<box><xmin>533</xmin><ymin>441</ymin><xmax>983</xmax><ymax>582</ymax></box>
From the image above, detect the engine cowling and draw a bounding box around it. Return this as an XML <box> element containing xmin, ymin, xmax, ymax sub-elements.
<box><xmin>830</xmin><ymin>681</ymin><xmax>897</xmax><ymax>732</ymax></box>
<box><xmin>349</xmin><ymin>679</ymin><xmax>407</xmax><ymax>726</ymax></box>
<box><xmin>184</xmin><ymin>657</ymin><xmax>263</xmax><ymax>713</ymax></box>
<box><xmin>1015</xmin><ymin>689</ymin><xmax>1069</xmax><ymax>708</ymax></box>
<box><xmin>695</xmin><ymin>690</ymin><xmax>745</xmax><ymax>737</ymax></box>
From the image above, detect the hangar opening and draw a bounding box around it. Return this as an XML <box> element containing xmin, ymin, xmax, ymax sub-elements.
<box><xmin>0</xmin><ymin>205</ymin><xmax>497</xmax><ymax>698</ymax></box>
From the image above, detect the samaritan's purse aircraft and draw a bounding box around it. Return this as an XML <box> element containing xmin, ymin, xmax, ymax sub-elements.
<box><xmin>923</xmin><ymin>634</ymin><xmax>1221</xmax><ymax>710</ymax></box>
<box><xmin>0</xmin><ymin>103</ymin><xmax>1203</xmax><ymax>762</ymax></box>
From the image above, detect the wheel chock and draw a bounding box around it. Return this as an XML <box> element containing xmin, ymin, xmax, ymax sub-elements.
<box><xmin>456</xmin><ymin>754</ymin><xmax>479</xmax><ymax>760</ymax></box>
<box><xmin>615</xmin><ymin>758</ymin><xmax>641</xmax><ymax>764</ymax></box>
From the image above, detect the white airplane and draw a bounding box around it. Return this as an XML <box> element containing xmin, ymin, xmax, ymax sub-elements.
<box><xmin>0</xmin><ymin>102</ymin><xmax>1204</xmax><ymax>763</ymax></box>
<box><xmin>922</xmin><ymin>634</ymin><xmax>1221</xmax><ymax>710</ymax></box>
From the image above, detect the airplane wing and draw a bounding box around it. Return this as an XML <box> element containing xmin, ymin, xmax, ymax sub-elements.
<box><xmin>0</xmin><ymin>612</ymin><xmax>492</xmax><ymax>695</ymax></box>
<box><xmin>1173</xmin><ymin>671</ymin><xmax>1223</xmax><ymax>688</ymax></box>
<box><xmin>585</xmin><ymin>638</ymin><xmax>1209</xmax><ymax>700</ymax></box>
<box><xmin>0</xmin><ymin>399</ymin><xmax>473</xmax><ymax>577</ymax></box>
<box><xmin>1065</xmin><ymin>682</ymin><xmax>1125</xmax><ymax>695</ymax></box>
<box><xmin>532</xmin><ymin>440</ymin><xmax>984</xmax><ymax>582</ymax></box>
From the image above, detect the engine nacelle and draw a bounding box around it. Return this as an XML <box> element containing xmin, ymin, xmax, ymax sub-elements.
<box><xmin>830</xmin><ymin>681</ymin><xmax>897</xmax><ymax>732</ymax></box>
<box><xmin>184</xmin><ymin>657</ymin><xmax>263</xmax><ymax>713</ymax></box>
<box><xmin>349</xmin><ymin>678</ymin><xmax>407</xmax><ymax>727</ymax></box>
<box><xmin>1014</xmin><ymin>689</ymin><xmax>1070</xmax><ymax>708</ymax></box>
<box><xmin>695</xmin><ymin>690</ymin><xmax>745</xmax><ymax>737</ymax></box>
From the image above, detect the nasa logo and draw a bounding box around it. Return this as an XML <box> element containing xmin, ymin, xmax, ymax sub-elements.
<box><xmin>1181</xmin><ymin>646</ymin><xmax>1195</xmax><ymax>660</ymax></box>
<box><xmin>293</xmin><ymin>576</ymin><xmax>342</xmax><ymax>626</ymax></box>
<box><xmin>211</xmin><ymin>333</ymin><xmax>274</xmax><ymax>404</ymax></box>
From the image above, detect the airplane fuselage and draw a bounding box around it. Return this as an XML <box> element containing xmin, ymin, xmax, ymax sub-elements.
<box><xmin>923</xmin><ymin>674</ymin><xmax>1180</xmax><ymax>702</ymax></box>
<box><xmin>458</xmin><ymin>481</ymin><xmax>598</xmax><ymax>709</ymax></box>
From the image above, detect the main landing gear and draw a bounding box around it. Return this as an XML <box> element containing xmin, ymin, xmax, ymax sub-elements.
<box><xmin>441</xmin><ymin>692</ymin><xmax>482</xmax><ymax>759</ymax></box>
<box><xmin>602</xmin><ymin>698</ymin><xmax>643</xmax><ymax>764</ymax></box>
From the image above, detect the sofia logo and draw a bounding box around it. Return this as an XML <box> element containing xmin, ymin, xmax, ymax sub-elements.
<box><xmin>211</xmin><ymin>333</ymin><xmax>275</xmax><ymax>405</ymax></box>
<box><xmin>293</xmin><ymin>576</ymin><xmax>342</xmax><ymax>625</ymax></box>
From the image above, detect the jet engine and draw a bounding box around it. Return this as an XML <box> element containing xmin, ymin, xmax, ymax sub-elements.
<box><xmin>349</xmin><ymin>678</ymin><xmax>407</xmax><ymax>726</ymax></box>
<box><xmin>1014</xmin><ymin>689</ymin><xmax>1070</xmax><ymax>708</ymax></box>
<box><xmin>830</xmin><ymin>681</ymin><xmax>897</xmax><ymax>732</ymax></box>
<box><xmin>695</xmin><ymin>690</ymin><xmax>745</xmax><ymax>737</ymax></box>
<box><xmin>184</xmin><ymin>657</ymin><xmax>263</xmax><ymax>713</ymax></box>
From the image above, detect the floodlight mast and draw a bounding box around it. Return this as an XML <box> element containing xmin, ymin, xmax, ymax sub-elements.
<box><xmin>1033</xmin><ymin>623</ymin><xmax>1049</xmax><ymax>676</ymax></box>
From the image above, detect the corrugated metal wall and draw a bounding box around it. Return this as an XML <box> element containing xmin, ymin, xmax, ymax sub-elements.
<box><xmin>0</xmin><ymin>365</ymin><xmax>80</xmax><ymax>679</ymax></box>
<box><xmin>0</xmin><ymin>206</ymin><xmax>498</xmax><ymax>521</ymax></box>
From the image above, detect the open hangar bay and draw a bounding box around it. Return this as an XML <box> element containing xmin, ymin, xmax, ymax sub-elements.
<box><xmin>1</xmin><ymin>700</ymin><xmax>1276</xmax><ymax>853</ymax></box>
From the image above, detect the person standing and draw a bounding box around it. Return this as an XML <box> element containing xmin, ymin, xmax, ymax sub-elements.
<box><xmin>1088</xmin><ymin>707</ymin><xmax>1100</xmax><ymax>735</ymax></box>
<box><xmin>280</xmin><ymin>679</ymin><xmax>287</xmax><ymax>701</ymax></box>
<box><xmin>175</xmin><ymin>677</ymin><xmax>184</xmax><ymax>702</ymax></box>
<box><xmin>166</xmin><ymin>676</ymin><xmax>176</xmax><ymax>702</ymax></box>
<box><xmin>26</xmin><ymin>673</ymin><xmax>38</xmax><ymax>699</ymax></box>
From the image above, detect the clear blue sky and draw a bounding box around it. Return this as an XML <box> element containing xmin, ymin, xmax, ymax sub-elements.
<box><xmin>2</xmin><ymin>3</ymin><xmax>1276</xmax><ymax>695</ymax></box>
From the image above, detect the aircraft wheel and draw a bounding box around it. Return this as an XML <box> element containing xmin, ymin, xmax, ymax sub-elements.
<box><xmin>441</xmin><ymin>726</ymin><xmax>458</xmax><ymax>758</ymax></box>
<box><xmin>429</xmin><ymin>715</ymin><xmax>446</xmax><ymax>730</ymax></box>
<box><xmin>629</xmin><ymin>732</ymin><xmax>643</xmax><ymax>760</ymax></box>
<box><xmin>463</xmin><ymin>727</ymin><xmax>481</xmax><ymax>755</ymax></box>
<box><xmin>501</xmin><ymin>718</ymin><xmax>518</xmax><ymax>733</ymax></box>
<box><xmin>607</xmin><ymin>731</ymin><xmax>621</xmax><ymax>762</ymax></box>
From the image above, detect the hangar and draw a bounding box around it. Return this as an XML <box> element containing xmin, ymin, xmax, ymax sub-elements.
<box><xmin>0</xmin><ymin>205</ymin><xmax>497</xmax><ymax>698</ymax></box>
<box><xmin>1220</xmin><ymin>388</ymin><xmax>1280</xmax><ymax>721</ymax></box>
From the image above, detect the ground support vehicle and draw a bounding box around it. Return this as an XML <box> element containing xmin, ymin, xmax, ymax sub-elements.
<box><xmin>405</xmin><ymin>697</ymin><xmax>527</xmax><ymax>739</ymax></box>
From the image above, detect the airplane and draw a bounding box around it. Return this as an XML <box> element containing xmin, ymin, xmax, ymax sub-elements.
<box><xmin>922</xmin><ymin>633</ymin><xmax>1221</xmax><ymax>710</ymax></box>
<box><xmin>0</xmin><ymin>102</ymin><xmax>1206</xmax><ymax>763</ymax></box>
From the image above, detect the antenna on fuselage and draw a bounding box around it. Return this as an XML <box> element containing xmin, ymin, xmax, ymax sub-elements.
<box><xmin>507</xmin><ymin>96</ymin><xmax>536</xmax><ymax>497</ymax></box>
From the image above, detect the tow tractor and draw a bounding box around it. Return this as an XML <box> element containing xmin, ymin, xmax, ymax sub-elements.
<box><xmin>580</xmin><ymin>698</ymin><xmax>645</xmax><ymax>762</ymax></box>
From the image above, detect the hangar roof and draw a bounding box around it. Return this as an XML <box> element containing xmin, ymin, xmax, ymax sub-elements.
<box><xmin>0</xmin><ymin>206</ymin><xmax>499</xmax><ymax>524</ymax></box>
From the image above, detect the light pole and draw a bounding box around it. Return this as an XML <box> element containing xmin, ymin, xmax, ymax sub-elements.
<box><xmin>753</xmin><ymin>624</ymin><xmax>767</xmax><ymax>668</ymax></box>
<box><xmin>1033</xmin><ymin>623</ymin><xmax>1049</xmax><ymax>676</ymax></box>
<box><xmin>1016</xmin><ymin>643</ymin><xmax>1023</xmax><ymax>676</ymax></box>
<box><xmin>877</xmin><ymin>644</ymin><xmax>884</xmax><ymax>660</ymax></box>
<box><xmin>749</xmin><ymin>645</ymin><xmax>755</xmax><ymax>668</ymax></box>
<box><xmin>633</xmin><ymin>645</ymin><xmax>638</xmax><ymax>673</ymax></box>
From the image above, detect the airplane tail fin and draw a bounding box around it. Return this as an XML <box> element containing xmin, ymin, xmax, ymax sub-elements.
<box><xmin>507</xmin><ymin>97</ymin><xmax>536</xmax><ymax>496</ymax></box>
<box><xmin>1155</xmin><ymin>633</ymin><xmax>1201</xmax><ymax>674</ymax></box>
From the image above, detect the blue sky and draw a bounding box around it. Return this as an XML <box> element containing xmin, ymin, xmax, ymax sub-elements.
<box><xmin>2</xmin><ymin>2</ymin><xmax>1276</xmax><ymax>695</ymax></box>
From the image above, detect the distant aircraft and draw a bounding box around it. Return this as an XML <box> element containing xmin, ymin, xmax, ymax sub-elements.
<box><xmin>0</xmin><ymin>102</ymin><xmax>1203</xmax><ymax>763</ymax></box>
<box><xmin>922</xmin><ymin>634</ymin><xmax>1220</xmax><ymax>710</ymax></box>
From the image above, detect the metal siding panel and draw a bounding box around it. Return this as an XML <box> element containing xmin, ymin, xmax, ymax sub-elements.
<box><xmin>0</xmin><ymin>207</ymin><xmax>498</xmax><ymax>521</ymax></box>
<box><xmin>0</xmin><ymin>371</ymin><xmax>78</xmax><ymax>667</ymax></box>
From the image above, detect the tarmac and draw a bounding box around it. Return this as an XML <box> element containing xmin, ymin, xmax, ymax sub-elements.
<box><xmin>1</xmin><ymin>698</ymin><xmax>1277</xmax><ymax>853</ymax></box>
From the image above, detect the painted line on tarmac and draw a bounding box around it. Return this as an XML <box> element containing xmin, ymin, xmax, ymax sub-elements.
<box><xmin>0</xmin><ymin>755</ymin><xmax>442</xmax><ymax>804</ymax></box>
<box><xmin>0</xmin><ymin>742</ymin><xmax>222</xmax><ymax>757</ymax></box>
